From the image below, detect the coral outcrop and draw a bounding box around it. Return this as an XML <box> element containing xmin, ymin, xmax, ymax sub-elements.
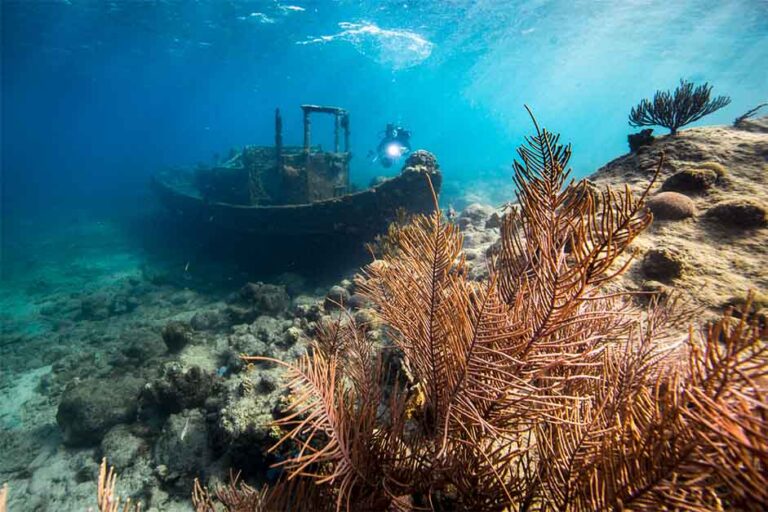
<box><xmin>56</xmin><ymin>376</ymin><xmax>144</xmax><ymax>446</ymax></box>
<box><xmin>219</xmin><ymin>112</ymin><xmax>768</xmax><ymax>511</ymax></box>
<box><xmin>584</xmin><ymin>118</ymin><xmax>768</xmax><ymax>314</ymax></box>
<box><xmin>661</xmin><ymin>168</ymin><xmax>718</xmax><ymax>193</ymax></box>
<box><xmin>645</xmin><ymin>191</ymin><xmax>697</xmax><ymax>220</ymax></box>
<box><xmin>706</xmin><ymin>199</ymin><xmax>768</xmax><ymax>229</ymax></box>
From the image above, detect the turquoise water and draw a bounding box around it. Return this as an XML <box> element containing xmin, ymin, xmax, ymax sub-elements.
<box><xmin>3</xmin><ymin>0</ymin><xmax>767</xmax><ymax>212</ymax></box>
<box><xmin>1</xmin><ymin>1</ymin><xmax>767</xmax><ymax>510</ymax></box>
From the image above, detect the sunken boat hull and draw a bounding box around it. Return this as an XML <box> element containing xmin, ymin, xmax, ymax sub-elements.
<box><xmin>153</xmin><ymin>105</ymin><xmax>441</xmax><ymax>236</ymax></box>
<box><xmin>153</xmin><ymin>166</ymin><xmax>441</xmax><ymax>236</ymax></box>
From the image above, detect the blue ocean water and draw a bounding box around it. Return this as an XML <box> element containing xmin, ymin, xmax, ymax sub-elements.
<box><xmin>1</xmin><ymin>2</ymin><xmax>767</xmax><ymax>510</ymax></box>
<box><xmin>3</xmin><ymin>0</ymin><xmax>767</xmax><ymax>217</ymax></box>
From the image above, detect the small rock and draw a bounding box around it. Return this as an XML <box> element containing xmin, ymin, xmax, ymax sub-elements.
<box><xmin>257</xmin><ymin>374</ymin><xmax>278</xmax><ymax>394</ymax></box>
<box><xmin>292</xmin><ymin>295</ymin><xmax>323</xmax><ymax>321</ymax></box>
<box><xmin>161</xmin><ymin>321</ymin><xmax>192</xmax><ymax>353</ymax></box>
<box><xmin>325</xmin><ymin>285</ymin><xmax>350</xmax><ymax>310</ymax></box>
<box><xmin>661</xmin><ymin>169</ymin><xmax>718</xmax><ymax>193</ymax></box>
<box><xmin>640</xmin><ymin>280</ymin><xmax>672</xmax><ymax>301</ymax></box>
<box><xmin>281</xmin><ymin>326</ymin><xmax>304</xmax><ymax>348</ymax></box>
<box><xmin>628</xmin><ymin>129</ymin><xmax>655</xmax><ymax>152</ymax></box>
<box><xmin>646</xmin><ymin>192</ymin><xmax>696</xmax><ymax>220</ymax></box>
<box><xmin>706</xmin><ymin>199</ymin><xmax>768</xmax><ymax>229</ymax></box>
<box><xmin>353</xmin><ymin>308</ymin><xmax>381</xmax><ymax>331</ymax></box>
<box><xmin>641</xmin><ymin>248</ymin><xmax>686</xmax><ymax>281</ymax></box>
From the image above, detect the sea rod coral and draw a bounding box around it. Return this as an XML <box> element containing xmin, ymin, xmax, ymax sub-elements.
<box><xmin>629</xmin><ymin>79</ymin><xmax>731</xmax><ymax>135</ymax></box>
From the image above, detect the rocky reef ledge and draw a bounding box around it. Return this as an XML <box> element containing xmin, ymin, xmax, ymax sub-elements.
<box><xmin>452</xmin><ymin>119</ymin><xmax>767</xmax><ymax>322</ymax></box>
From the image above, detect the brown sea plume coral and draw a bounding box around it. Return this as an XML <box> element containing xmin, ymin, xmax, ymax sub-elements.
<box><xmin>212</xmin><ymin>109</ymin><xmax>767</xmax><ymax>511</ymax></box>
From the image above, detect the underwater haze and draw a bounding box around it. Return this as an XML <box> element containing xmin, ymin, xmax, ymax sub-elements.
<box><xmin>1</xmin><ymin>1</ymin><xmax>768</xmax><ymax>510</ymax></box>
<box><xmin>3</xmin><ymin>0</ymin><xmax>767</xmax><ymax>213</ymax></box>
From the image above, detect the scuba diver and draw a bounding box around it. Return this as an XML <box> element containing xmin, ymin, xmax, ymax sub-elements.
<box><xmin>370</xmin><ymin>123</ymin><xmax>412</xmax><ymax>168</ymax></box>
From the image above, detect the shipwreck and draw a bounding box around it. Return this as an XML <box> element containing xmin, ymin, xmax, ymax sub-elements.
<box><xmin>153</xmin><ymin>105</ymin><xmax>441</xmax><ymax>236</ymax></box>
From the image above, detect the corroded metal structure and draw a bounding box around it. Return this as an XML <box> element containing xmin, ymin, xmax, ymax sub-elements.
<box><xmin>154</xmin><ymin>105</ymin><xmax>441</xmax><ymax>235</ymax></box>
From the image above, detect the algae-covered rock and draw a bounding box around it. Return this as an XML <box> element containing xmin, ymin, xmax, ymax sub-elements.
<box><xmin>324</xmin><ymin>285</ymin><xmax>350</xmax><ymax>310</ymax></box>
<box><xmin>661</xmin><ymin>168</ymin><xmax>718</xmax><ymax>193</ymax></box>
<box><xmin>57</xmin><ymin>376</ymin><xmax>144</xmax><ymax>446</ymax></box>
<box><xmin>646</xmin><ymin>192</ymin><xmax>696</xmax><ymax>220</ymax></box>
<box><xmin>141</xmin><ymin>362</ymin><xmax>219</xmax><ymax>415</ymax></box>
<box><xmin>697</xmin><ymin>161</ymin><xmax>728</xmax><ymax>178</ymax></box>
<box><xmin>212</xmin><ymin>392</ymin><xmax>277</xmax><ymax>474</ymax></box>
<box><xmin>628</xmin><ymin>129</ymin><xmax>655</xmax><ymax>152</ymax></box>
<box><xmin>161</xmin><ymin>321</ymin><xmax>192</xmax><ymax>353</ymax></box>
<box><xmin>706</xmin><ymin>199</ymin><xmax>768</xmax><ymax>229</ymax></box>
<box><xmin>153</xmin><ymin>410</ymin><xmax>213</xmax><ymax>489</ymax></box>
<box><xmin>190</xmin><ymin>308</ymin><xmax>227</xmax><ymax>331</ymax></box>
<box><xmin>239</xmin><ymin>282</ymin><xmax>290</xmax><ymax>315</ymax></box>
<box><xmin>100</xmin><ymin>424</ymin><xmax>146</xmax><ymax>469</ymax></box>
<box><xmin>641</xmin><ymin>248</ymin><xmax>686</xmax><ymax>281</ymax></box>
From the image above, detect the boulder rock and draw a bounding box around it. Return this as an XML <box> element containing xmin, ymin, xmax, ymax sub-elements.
<box><xmin>646</xmin><ymin>192</ymin><xmax>696</xmax><ymax>220</ymax></box>
<box><xmin>153</xmin><ymin>410</ymin><xmax>213</xmax><ymax>489</ymax></box>
<box><xmin>100</xmin><ymin>424</ymin><xmax>146</xmax><ymax>469</ymax></box>
<box><xmin>706</xmin><ymin>199</ymin><xmax>768</xmax><ymax>229</ymax></box>
<box><xmin>347</xmin><ymin>293</ymin><xmax>370</xmax><ymax>310</ymax></box>
<box><xmin>661</xmin><ymin>169</ymin><xmax>718</xmax><ymax>193</ymax></box>
<box><xmin>324</xmin><ymin>285</ymin><xmax>350</xmax><ymax>310</ymax></box>
<box><xmin>57</xmin><ymin>376</ymin><xmax>144</xmax><ymax>446</ymax></box>
<box><xmin>641</xmin><ymin>248</ymin><xmax>686</xmax><ymax>281</ymax></box>
<box><xmin>141</xmin><ymin>363</ymin><xmax>218</xmax><ymax>415</ymax></box>
<box><xmin>239</xmin><ymin>282</ymin><xmax>290</xmax><ymax>315</ymax></box>
<box><xmin>161</xmin><ymin>321</ymin><xmax>192</xmax><ymax>353</ymax></box>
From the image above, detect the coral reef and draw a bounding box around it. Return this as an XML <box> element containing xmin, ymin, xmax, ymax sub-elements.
<box><xmin>583</xmin><ymin>118</ymin><xmax>768</xmax><ymax>314</ymax></box>
<box><xmin>3</xmin><ymin>115</ymin><xmax>766</xmax><ymax>512</ymax></box>
<box><xmin>629</xmin><ymin>79</ymin><xmax>731</xmax><ymax>135</ymax></box>
<box><xmin>140</xmin><ymin>362</ymin><xmax>220</xmax><ymax>415</ymax></box>
<box><xmin>206</xmin><ymin>112</ymin><xmax>768</xmax><ymax>510</ymax></box>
